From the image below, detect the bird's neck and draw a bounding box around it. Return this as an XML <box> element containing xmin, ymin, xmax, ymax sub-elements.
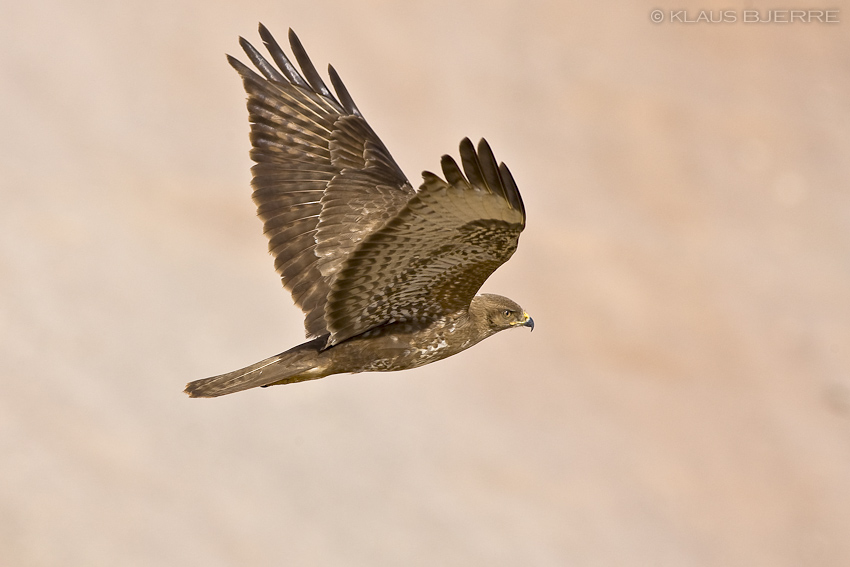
<box><xmin>462</xmin><ymin>304</ymin><xmax>498</xmax><ymax>342</ymax></box>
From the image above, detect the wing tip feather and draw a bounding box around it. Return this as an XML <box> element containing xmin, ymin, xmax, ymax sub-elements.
<box><xmin>231</xmin><ymin>24</ymin><xmax>358</xmax><ymax>114</ymax></box>
<box><xmin>441</xmin><ymin>137</ymin><xmax>525</xmax><ymax>218</ymax></box>
<box><xmin>328</xmin><ymin>65</ymin><xmax>362</xmax><ymax>117</ymax></box>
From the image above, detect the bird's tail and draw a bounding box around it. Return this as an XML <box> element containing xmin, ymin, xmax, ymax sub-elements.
<box><xmin>184</xmin><ymin>337</ymin><xmax>328</xmax><ymax>398</ymax></box>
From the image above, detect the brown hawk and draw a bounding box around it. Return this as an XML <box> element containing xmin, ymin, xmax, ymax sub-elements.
<box><xmin>185</xmin><ymin>25</ymin><xmax>533</xmax><ymax>398</ymax></box>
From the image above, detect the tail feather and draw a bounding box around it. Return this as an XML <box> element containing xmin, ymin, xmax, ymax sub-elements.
<box><xmin>185</xmin><ymin>337</ymin><xmax>327</xmax><ymax>398</ymax></box>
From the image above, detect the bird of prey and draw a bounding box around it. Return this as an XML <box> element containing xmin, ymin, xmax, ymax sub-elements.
<box><xmin>185</xmin><ymin>24</ymin><xmax>533</xmax><ymax>398</ymax></box>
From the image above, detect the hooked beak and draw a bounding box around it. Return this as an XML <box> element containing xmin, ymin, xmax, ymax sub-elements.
<box><xmin>521</xmin><ymin>311</ymin><xmax>534</xmax><ymax>332</ymax></box>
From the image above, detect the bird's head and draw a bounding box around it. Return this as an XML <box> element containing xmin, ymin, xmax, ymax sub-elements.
<box><xmin>470</xmin><ymin>294</ymin><xmax>534</xmax><ymax>334</ymax></box>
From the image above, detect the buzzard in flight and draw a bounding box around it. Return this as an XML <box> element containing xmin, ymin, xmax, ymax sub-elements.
<box><xmin>185</xmin><ymin>25</ymin><xmax>533</xmax><ymax>397</ymax></box>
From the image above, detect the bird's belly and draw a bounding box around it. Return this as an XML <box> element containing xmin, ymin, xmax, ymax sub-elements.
<box><xmin>355</xmin><ymin>341</ymin><xmax>454</xmax><ymax>372</ymax></box>
<box><xmin>339</xmin><ymin>323</ymin><xmax>464</xmax><ymax>373</ymax></box>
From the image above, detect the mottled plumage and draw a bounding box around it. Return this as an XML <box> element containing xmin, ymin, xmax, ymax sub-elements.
<box><xmin>185</xmin><ymin>25</ymin><xmax>532</xmax><ymax>398</ymax></box>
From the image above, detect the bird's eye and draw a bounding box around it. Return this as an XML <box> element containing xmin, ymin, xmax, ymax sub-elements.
<box><xmin>503</xmin><ymin>309</ymin><xmax>512</xmax><ymax>317</ymax></box>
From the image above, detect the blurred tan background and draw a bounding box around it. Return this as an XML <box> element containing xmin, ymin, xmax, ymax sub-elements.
<box><xmin>2</xmin><ymin>0</ymin><xmax>849</xmax><ymax>565</ymax></box>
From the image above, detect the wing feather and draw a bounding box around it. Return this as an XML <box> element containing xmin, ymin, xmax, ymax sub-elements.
<box><xmin>258</xmin><ymin>24</ymin><xmax>311</xmax><ymax>89</ymax></box>
<box><xmin>237</xmin><ymin>36</ymin><xmax>288</xmax><ymax>84</ymax></box>
<box><xmin>328</xmin><ymin>65</ymin><xmax>363</xmax><ymax>117</ymax></box>
<box><xmin>287</xmin><ymin>28</ymin><xmax>336</xmax><ymax>103</ymax></box>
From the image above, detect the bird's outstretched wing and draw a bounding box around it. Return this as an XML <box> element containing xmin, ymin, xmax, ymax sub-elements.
<box><xmin>325</xmin><ymin>138</ymin><xmax>526</xmax><ymax>345</ymax></box>
<box><xmin>228</xmin><ymin>25</ymin><xmax>415</xmax><ymax>338</ymax></box>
